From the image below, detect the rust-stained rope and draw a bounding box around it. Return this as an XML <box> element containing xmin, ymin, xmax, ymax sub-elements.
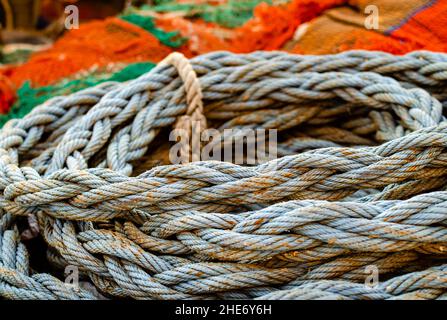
<box><xmin>0</xmin><ymin>50</ymin><xmax>447</xmax><ymax>300</ymax></box>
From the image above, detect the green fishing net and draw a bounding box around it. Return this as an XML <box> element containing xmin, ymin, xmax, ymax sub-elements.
<box><xmin>120</xmin><ymin>13</ymin><xmax>186</xmax><ymax>47</ymax></box>
<box><xmin>0</xmin><ymin>62</ymin><xmax>155</xmax><ymax>127</ymax></box>
<box><xmin>145</xmin><ymin>0</ymin><xmax>274</xmax><ymax>28</ymax></box>
<box><xmin>0</xmin><ymin>48</ymin><xmax>36</xmax><ymax>65</ymax></box>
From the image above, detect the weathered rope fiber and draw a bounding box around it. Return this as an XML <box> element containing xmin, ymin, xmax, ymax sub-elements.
<box><xmin>159</xmin><ymin>52</ymin><xmax>207</xmax><ymax>162</ymax></box>
<box><xmin>0</xmin><ymin>50</ymin><xmax>447</xmax><ymax>300</ymax></box>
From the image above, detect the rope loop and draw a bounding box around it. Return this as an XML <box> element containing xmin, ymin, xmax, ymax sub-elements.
<box><xmin>160</xmin><ymin>52</ymin><xmax>206</xmax><ymax>162</ymax></box>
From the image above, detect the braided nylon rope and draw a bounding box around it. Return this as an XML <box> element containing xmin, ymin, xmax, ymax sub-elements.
<box><xmin>0</xmin><ymin>50</ymin><xmax>447</xmax><ymax>299</ymax></box>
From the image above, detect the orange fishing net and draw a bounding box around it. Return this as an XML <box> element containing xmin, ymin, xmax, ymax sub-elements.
<box><xmin>6</xmin><ymin>17</ymin><xmax>173</xmax><ymax>88</ymax></box>
<box><xmin>156</xmin><ymin>0</ymin><xmax>346</xmax><ymax>54</ymax></box>
<box><xmin>158</xmin><ymin>0</ymin><xmax>447</xmax><ymax>55</ymax></box>
<box><xmin>288</xmin><ymin>0</ymin><xmax>447</xmax><ymax>54</ymax></box>
<box><xmin>155</xmin><ymin>16</ymin><xmax>233</xmax><ymax>55</ymax></box>
<box><xmin>231</xmin><ymin>0</ymin><xmax>346</xmax><ymax>52</ymax></box>
<box><xmin>391</xmin><ymin>0</ymin><xmax>447</xmax><ymax>52</ymax></box>
<box><xmin>0</xmin><ymin>70</ymin><xmax>16</xmax><ymax>113</ymax></box>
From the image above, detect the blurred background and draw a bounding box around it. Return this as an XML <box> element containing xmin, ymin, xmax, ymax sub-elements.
<box><xmin>2</xmin><ymin>0</ymin><xmax>127</xmax><ymax>30</ymax></box>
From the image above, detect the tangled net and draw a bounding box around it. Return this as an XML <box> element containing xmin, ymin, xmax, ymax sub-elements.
<box><xmin>0</xmin><ymin>50</ymin><xmax>447</xmax><ymax>300</ymax></box>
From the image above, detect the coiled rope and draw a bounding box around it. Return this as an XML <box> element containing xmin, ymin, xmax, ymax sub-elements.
<box><xmin>0</xmin><ymin>50</ymin><xmax>447</xmax><ymax>299</ymax></box>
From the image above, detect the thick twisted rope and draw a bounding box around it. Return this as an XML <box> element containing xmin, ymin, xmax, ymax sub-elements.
<box><xmin>0</xmin><ymin>50</ymin><xmax>446</xmax><ymax>299</ymax></box>
<box><xmin>0</xmin><ymin>210</ymin><xmax>97</xmax><ymax>299</ymax></box>
<box><xmin>4</xmin><ymin>124</ymin><xmax>447</xmax><ymax>219</ymax></box>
